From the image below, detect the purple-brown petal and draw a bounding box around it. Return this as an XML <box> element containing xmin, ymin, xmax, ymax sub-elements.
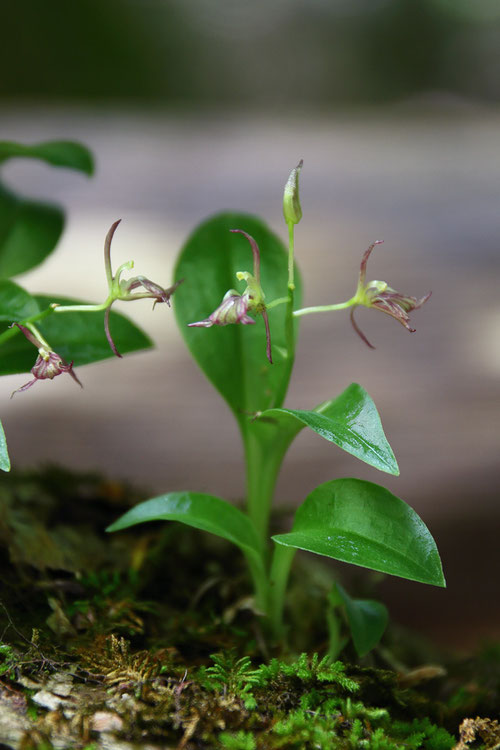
<box><xmin>10</xmin><ymin>378</ymin><xmax>37</xmax><ymax>398</ymax></box>
<box><xmin>358</xmin><ymin>240</ymin><xmax>384</xmax><ymax>286</ymax></box>
<box><xmin>350</xmin><ymin>308</ymin><xmax>376</xmax><ymax>349</ymax></box>
<box><xmin>104</xmin><ymin>303</ymin><xmax>122</xmax><ymax>358</ymax></box>
<box><xmin>230</xmin><ymin>229</ymin><xmax>261</xmax><ymax>282</ymax></box>
<box><xmin>9</xmin><ymin>322</ymin><xmax>43</xmax><ymax>348</ymax></box>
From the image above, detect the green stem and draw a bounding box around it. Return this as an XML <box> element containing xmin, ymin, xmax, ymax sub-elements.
<box><xmin>53</xmin><ymin>300</ymin><xmax>111</xmax><ymax>314</ymax></box>
<box><xmin>287</xmin><ymin>222</ymin><xmax>295</xmax><ymax>291</ymax></box>
<box><xmin>272</xmin><ymin>224</ymin><xmax>299</xmax><ymax>410</ymax></box>
<box><xmin>0</xmin><ymin>298</ymin><xmax>113</xmax><ymax>349</ymax></box>
<box><xmin>268</xmin><ymin>544</ymin><xmax>296</xmax><ymax>638</ymax></box>
<box><xmin>266</xmin><ymin>296</ymin><xmax>289</xmax><ymax>311</ymax></box>
<box><xmin>326</xmin><ymin>585</ymin><xmax>345</xmax><ymax>661</ymax></box>
<box><xmin>245</xmin><ymin>553</ymin><xmax>271</xmax><ymax>616</ymax></box>
<box><xmin>244</xmin><ymin>427</ymin><xmax>285</xmax><ymax>545</ymax></box>
<box><xmin>293</xmin><ymin>297</ymin><xmax>356</xmax><ymax>317</ymax></box>
<box><xmin>0</xmin><ymin>306</ymin><xmax>56</xmax><ymax>346</ymax></box>
<box><xmin>26</xmin><ymin>323</ymin><xmax>50</xmax><ymax>350</ymax></box>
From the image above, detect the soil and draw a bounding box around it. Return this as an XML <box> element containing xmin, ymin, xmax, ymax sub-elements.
<box><xmin>0</xmin><ymin>467</ymin><xmax>498</xmax><ymax>749</ymax></box>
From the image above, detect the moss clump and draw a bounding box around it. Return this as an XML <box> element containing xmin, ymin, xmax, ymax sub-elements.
<box><xmin>0</xmin><ymin>468</ymin><xmax>498</xmax><ymax>748</ymax></box>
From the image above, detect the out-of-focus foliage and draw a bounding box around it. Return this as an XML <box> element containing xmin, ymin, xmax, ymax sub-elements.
<box><xmin>2</xmin><ymin>0</ymin><xmax>499</xmax><ymax>105</ymax></box>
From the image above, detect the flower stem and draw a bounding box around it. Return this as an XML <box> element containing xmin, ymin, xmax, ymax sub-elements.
<box><xmin>25</xmin><ymin>323</ymin><xmax>50</xmax><ymax>350</ymax></box>
<box><xmin>53</xmin><ymin>300</ymin><xmax>112</xmax><ymax>314</ymax></box>
<box><xmin>293</xmin><ymin>297</ymin><xmax>357</xmax><ymax>317</ymax></box>
<box><xmin>287</xmin><ymin>222</ymin><xmax>295</xmax><ymax>292</ymax></box>
<box><xmin>266</xmin><ymin>296</ymin><xmax>289</xmax><ymax>311</ymax></box>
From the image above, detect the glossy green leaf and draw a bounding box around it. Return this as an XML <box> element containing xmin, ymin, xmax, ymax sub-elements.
<box><xmin>0</xmin><ymin>295</ymin><xmax>152</xmax><ymax>376</ymax></box>
<box><xmin>107</xmin><ymin>491</ymin><xmax>265</xmax><ymax>575</ymax></box>
<box><xmin>0</xmin><ymin>279</ymin><xmax>40</xmax><ymax>321</ymax></box>
<box><xmin>0</xmin><ymin>186</ymin><xmax>64</xmax><ymax>278</ymax></box>
<box><xmin>0</xmin><ymin>140</ymin><xmax>93</xmax><ymax>278</ymax></box>
<box><xmin>259</xmin><ymin>383</ymin><xmax>399</xmax><ymax>475</ymax></box>
<box><xmin>0</xmin><ymin>140</ymin><xmax>94</xmax><ymax>175</ymax></box>
<box><xmin>0</xmin><ymin>420</ymin><xmax>10</xmax><ymax>472</ymax></box>
<box><xmin>272</xmin><ymin>478</ymin><xmax>445</xmax><ymax>587</ymax></box>
<box><xmin>334</xmin><ymin>583</ymin><xmax>388</xmax><ymax>657</ymax></box>
<box><xmin>174</xmin><ymin>213</ymin><xmax>302</xmax><ymax>421</ymax></box>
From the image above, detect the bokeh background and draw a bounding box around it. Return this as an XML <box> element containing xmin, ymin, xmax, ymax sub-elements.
<box><xmin>1</xmin><ymin>0</ymin><xmax>499</xmax><ymax>649</ymax></box>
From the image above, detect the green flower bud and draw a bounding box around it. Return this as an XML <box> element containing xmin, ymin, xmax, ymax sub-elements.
<box><xmin>283</xmin><ymin>159</ymin><xmax>303</xmax><ymax>226</ymax></box>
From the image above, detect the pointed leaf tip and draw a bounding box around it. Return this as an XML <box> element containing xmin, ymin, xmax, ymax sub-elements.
<box><xmin>273</xmin><ymin>478</ymin><xmax>445</xmax><ymax>587</ymax></box>
<box><xmin>260</xmin><ymin>383</ymin><xmax>399</xmax><ymax>475</ymax></box>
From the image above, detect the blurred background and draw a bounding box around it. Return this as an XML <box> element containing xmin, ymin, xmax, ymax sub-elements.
<box><xmin>1</xmin><ymin>0</ymin><xmax>499</xmax><ymax>649</ymax></box>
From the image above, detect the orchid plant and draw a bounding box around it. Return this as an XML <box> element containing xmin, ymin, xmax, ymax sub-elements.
<box><xmin>0</xmin><ymin>141</ymin><xmax>444</xmax><ymax>656</ymax></box>
<box><xmin>108</xmin><ymin>162</ymin><xmax>444</xmax><ymax>654</ymax></box>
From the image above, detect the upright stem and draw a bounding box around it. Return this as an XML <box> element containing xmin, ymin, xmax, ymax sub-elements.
<box><xmin>244</xmin><ymin>426</ymin><xmax>284</xmax><ymax>545</ymax></box>
<box><xmin>268</xmin><ymin>544</ymin><xmax>296</xmax><ymax>638</ymax></box>
<box><xmin>242</xmin><ymin>221</ymin><xmax>301</xmax><ymax>628</ymax></box>
<box><xmin>245</xmin><ymin>552</ymin><xmax>271</xmax><ymax>616</ymax></box>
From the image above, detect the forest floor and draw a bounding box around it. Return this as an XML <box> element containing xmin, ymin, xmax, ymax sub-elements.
<box><xmin>0</xmin><ymin>468</ymin><xmax>499</xmax><ymax>749</ymax></box>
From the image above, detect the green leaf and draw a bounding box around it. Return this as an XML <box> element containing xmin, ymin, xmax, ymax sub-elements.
<box><xmin>0</xmin><ymin>186</ymin><xmax>64</xmax><ymax>278</ymax></box>
<box><xmin>272</xmin><ymin>478</ymin><xmax>445</xmax><ymax>587</ymax></box>
<box><xmin>0</xmin><ymin>420</ymin><xmax>10</xmax><ymax>472</ymax></box>
<box><xmin>107</xmin><ymin>491</ymin><xmax>265</xmax><ymax>575</ymax></box>
<box><xmin>0</xmin><ymin>140</ymin><xmax>93</xmax><ymax>277</ymax></box>
<box><xmin>173</xmin><ymin>213</ymin><xmax>302</xmax><ymax>421</ymax></box>
<box><xmin>334</xmin><ymin>583</ymin><xmax>388</xmax><ymax>657</ymax></box>
<box><xmin>0</xmin><ymin>295</ymin><xmax>152</xmax><ymax>376</ymax></box>
<box><xmin>0</xmin><ymin>140</ymin><xmax>94</xmax><ymax>175</ymax></box>
<box><xmin>0</xmin><ymin>279</ymin><xmax>40</xmax><ymax>321</ymax></box>
<box><xmin>259</xmin><ymin>383</ymin><xmax>399</xmax><ymax>475</ymax></box>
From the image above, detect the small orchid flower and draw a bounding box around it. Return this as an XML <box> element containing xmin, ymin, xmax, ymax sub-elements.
<box><xmin>188</xmin><ymin>289</ymin><xmax>256</xmax><ymax>328</ymax></box>
<box><xmin>351</xmin><ymin>240</ymin><xmax>431</xmax><ymax>349</ymax></box>
<box><xmin>10</xmin><ymin>323</ymin><xmax>82</xmax><ymax>398</ymax></box>
<box><xmin>103</xmin><ymin>220</ymin><xmax>182</xmax><ymax>357</ymax></box>
<box><xmin>188</xmin><ymin>229</ymin><xmax>273</xmax><ymax>363</ymax></box>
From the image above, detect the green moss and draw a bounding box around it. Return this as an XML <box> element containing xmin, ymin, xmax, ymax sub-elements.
<box><xmin>0</xmin><ymin>468</ymin><xmax>497</xmax><ymax>749</ymax></box>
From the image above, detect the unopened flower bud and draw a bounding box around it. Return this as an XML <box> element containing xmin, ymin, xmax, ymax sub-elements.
<box><xmin>283</xmin><ymin>159</ymin><xmax>303</xmax><ymax>226</ymax></box>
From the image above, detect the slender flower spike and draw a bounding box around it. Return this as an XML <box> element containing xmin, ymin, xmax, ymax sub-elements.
<box><xmin>351</xmin><ymin>241</ymin><xmax>431</xmax><ymax>349</ymax></box>
<box><xmin>188</xmin><ymin>229</ymin><xmax>273</xmax><ymax>363</ymax></box>
<box><xmin>10</xmin><ymin>323</ymin><xmax>82</xmax><ymax>398</ymax></box>
<box><xmin>103</xmin><ymin>220</ymin><xmax>182</xmax><ymax>357</ymax></box>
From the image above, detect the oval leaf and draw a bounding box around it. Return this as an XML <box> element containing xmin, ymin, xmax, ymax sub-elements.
<box><xmin>0</xmin><ymin>140</ymin><xmax>94</xmax><ymax>175</ymax></box>
<box><xmin>0</xmin><ymin>188</ymin><xmax>64</xmax><ymax>278</ymax></box>
<box><xmin>0</xmin><ymin>279</ymin><xmax>40</xmax><ymax>321</ymax></box>
<box><xmin>107</xmin><ymin>491</ymin><xmax>264</xmax><ymax>572</ymax></box>
<box><xmin>0</xmin><ymin>295</ymin><xmax>152</xmax><ymax>376</ymax></box>
<box><xmin>259</xmin><ymin>383</ymin><xmax>399</xmax><ymax>475</ymax></box>
<box><xmin>174</xmin><ymin>213</ymin><xmax>302</xmax><ymax>420</ymax></box>
<box><xmin>0</xmin><ymin>420</ymin><xmax>10</xmax><ymax>472</ymax></box>
<box><xmin>334</xmin><ymin>583</ymin><xmax>388</xmax><ymax>657</ymax></box>
<box><xmin>272</xmin><ymin>478</ymin><xmax>445</xmax><ymax>587</ymax></box>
